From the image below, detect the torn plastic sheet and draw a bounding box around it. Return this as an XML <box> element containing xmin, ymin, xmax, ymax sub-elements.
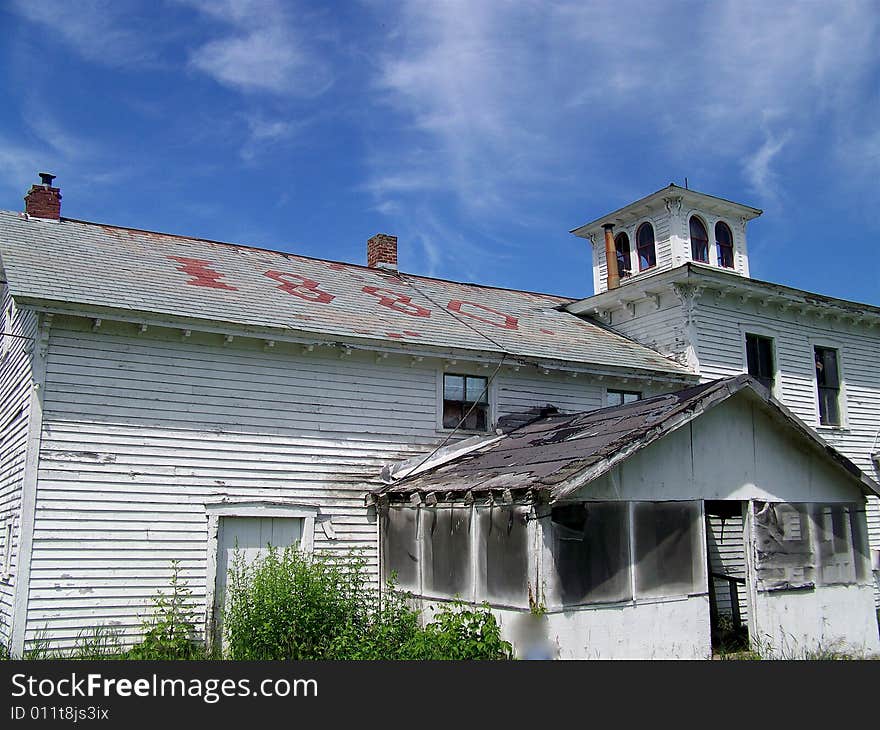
<box><xmin>548</xmin><ymin>502</ymin><xmax>632</xmax><ymax>606</ymax></box>
<box><xmin>753</xmin><ymin>501</ymin><xmax>815</xmax><ymax>591</ymax></box>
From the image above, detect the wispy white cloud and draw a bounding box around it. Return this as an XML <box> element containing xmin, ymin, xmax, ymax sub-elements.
<box><xmin>181</xmin><ymin>0</ymin><xmax>332</xmax><ymax>95</ymax></box>
<box><xmin>9</xmin><ymin>0</ymin><xmax>165</xmax><ymax>67</ymax></box>
<box><xmin>368</xmin><ymin>0</ymin><xmax>880</xmax><ymax>215</ymax></box>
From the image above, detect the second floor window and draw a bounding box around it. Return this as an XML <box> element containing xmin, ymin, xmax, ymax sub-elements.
<box><xmin>607</xmin><ymin>389</ymin><xmax>642</xmax><ymax>407</ymax></box>
<box><xmin>636</xmin><ymin>223</ymin><xmax>656</xmax><ymax>271</ymax></box>
<box><xmin>814</xmin><ymin>347</ymin><xmax>842</xmax><ymax>426</ymax></box>
<box><xmin>745</xmin><ymin>333</ymin><xmax>775</xmax><ymax>391</ymax></box>
<box><xmin>443</xmin><ymin>374</ymin><xmax>489</xmax><ymax>431</ymax></box>
<box><xmin>689</xmin><ymin>216</ymin><xmax>709</xmax><ymax>263</ymax></box>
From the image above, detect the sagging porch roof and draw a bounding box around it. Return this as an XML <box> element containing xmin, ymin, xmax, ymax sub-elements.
<box><xmin>371</xmin><ymin>375</ymin><xmax>880</xmax><ymax>505</ymax></box>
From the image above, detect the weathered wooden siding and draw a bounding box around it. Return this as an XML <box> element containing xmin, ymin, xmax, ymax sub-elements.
<box><xmin>0</xmin><ymin>283</ymin><xmax>36</xmax><ymax>649</ymax></box>
<box><xmin>601</xmin><ymin>295</ymin><xmax>690</xmax><ymax>367</ymax></box>
<box><xmin>25</xmin><ymin>315</ymin><xmax>681</xmax><ymax>648</ymax></box>
<box><xmin>706</xmin><ymin>513</ymin><xmax>748</xmax><ymax>623</ymax></box>
<box><xmin>692</xmin><ymin>297</ymin><xmax>880</xmax><ymax>601</ymax></box>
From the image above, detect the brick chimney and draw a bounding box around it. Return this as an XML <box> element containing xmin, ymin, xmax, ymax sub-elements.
<box><xmin>367</xmin><ymin>233</ymin><xmax>398</xmax><ymax>270</ymax></box>
<box><xmin>24</xmin><ymin>173</ymin><xmax>62</xmax><ymax>220</ymax></box>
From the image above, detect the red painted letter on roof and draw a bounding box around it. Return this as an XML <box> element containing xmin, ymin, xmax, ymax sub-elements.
<box><xmin>265</xmin><ymin>271</ymin><xmax>335</xmax><ymax>304</ymax></box>
<box><xmin>362</xmin><ymin>286</ymin><xmax>430</xmax><ymax>318</ymax></box>
<box><xmin>447</xmin><ymin>300</ymin><xmax>518</xmax><ymax>330</ymax></box>
<box><xmin>168</xmin><ymin>257</ymin><xmax>238</xmax><ymax>291</ymax></box>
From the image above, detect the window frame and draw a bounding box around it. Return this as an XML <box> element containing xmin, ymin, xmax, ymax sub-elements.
<box><xmin>689</xmin><ymin>215</ymin><xmax>710</xmax><ymax>264</ymax></box>
<box><xmin>715</xmin><ymin>220</ymin><xmax>735</xmax><ymax>269</ymax></box>
<box><xmin>743</xmin><ymin>331</ymin><xmax>777</xmax><ymax>394</ymax></box>
<box><xmin>605</xmin><ymin>388</ymin><xmax>642</xmax><ymax>407</ymax></box>
<box><xmin>614</xmin><ymin>232</ymin><xmax>632</xmax><ymax>279</ymax></box>
<box><xmin>438</xmin><ymin>370</ymin><xmax>494</xmax><ymax>433</ymax></box>
<box><xmin>635</xmin><ymin>222</ymin><xmax>657</xmax><ymax>272</ymax></box>
<box><xmin>739</xmin><ymin>324</ymin><xmax>780</xmax><ymax>398</ymax></box>
<box><xmin>811</xmin><ymin>341</ymin><xmax>847</xmax><ymax>429</ymax></box>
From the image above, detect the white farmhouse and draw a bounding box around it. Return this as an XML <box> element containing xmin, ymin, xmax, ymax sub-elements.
<box><xmin>0</xmin><ymin>175</ymin><xmax>877</xmax><ymax>658</ymax></box>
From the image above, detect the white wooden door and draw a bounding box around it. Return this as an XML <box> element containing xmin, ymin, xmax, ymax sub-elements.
<box><xmin>213</xmin><ymin>516</ymin><xmax>303</xmax><ymax>627</ymax></box>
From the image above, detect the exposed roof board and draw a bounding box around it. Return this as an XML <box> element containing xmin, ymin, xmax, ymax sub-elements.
<box><xmin>0</xmin><ymin>211</ymin><xmax>692</xmax><ymax>376</ymax></box>
<box><xmin>373</xmin><ymin>375</ymin><xmax>880</xmax><ymax>503</ymax></box>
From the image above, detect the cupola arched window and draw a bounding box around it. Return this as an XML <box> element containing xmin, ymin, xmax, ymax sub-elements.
<box><xmin>689</xmin><ymin>216</ymin><xmax>709</xmax><ymax>263</ymax></box>
<box><xmin>614</xmin><ymin>232</ymin><xmax>631</xmax><ymax>279</ymax></box>
<box><xmin>715</xmin><ymin>221</ymin><xmax>734</xmax><ymax>269</ymax></box>
<box><xmin>636</xmin><ymin>223</ymin><xmax>656</xmax><ymax>271</ymax></box>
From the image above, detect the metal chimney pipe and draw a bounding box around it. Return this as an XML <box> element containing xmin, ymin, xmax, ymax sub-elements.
<box><xmin>603</xmin><ymin>223</ymin><xmax>620</xmax><ymax>290</ymax></box>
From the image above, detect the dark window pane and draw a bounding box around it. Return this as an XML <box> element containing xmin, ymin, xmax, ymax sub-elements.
<box><xmin>383</xmin><ymin>507</ymin><xmax>418</xmax><ymax>589</ymax></box>
<box><xmin>636</xmin><ymin>223</ymin><xmax>656</xmax><ymax>270</ymax></box>
<box><xmin>478</xmin><ymin>506</ymin><xmax>529</xmax><ymax>605</ymax></box>
<box><xmin>814</xmin><ymin>347</ymin><xmax>841</xmax><ymax>425</ymax></box>
<box><xmin>614</xmin><ymin>233</ymin><xmax>632</xmax><ymax>278</ymax></box>
<box><xmin>849</xmin><ymin>505</ymin><xmax>871</xmax><ymax>582</ymax></box>
<box><xmin>752</xmin><ymin>502</ymin><xmax>815</xmax><ymax>590</ymax></box>
<box><xmin>745</xmin><ymin>333</ymin><xmax>774</xmax><ymax>390</ymax></box>
<box><xmin>689</xmin><ymin>217</ymin><xmax>709</xmax><ymax>263</ymax></box>
<box><xmin>715</xmin><ymin>222</ymin><xmax>734</xmax><ymax>268</ymax></box>
<box><xmin>421</xmin><ymin>507</ymin><xmax>472</xmax><ymax>598</ymax></box>
<box><xmin>549</xmin><ymin>502</ymin><xmax>632</xmax><ymax>605</ymax></box>
<box><xmin>606</xmin><ymin>389</ymin><xmax>641</xmax><ymax>407</ymax></box>
<box><xmin>633</xmin><ymin>501</ymin><xmax>702</xmax><ymax>597</ymax></box>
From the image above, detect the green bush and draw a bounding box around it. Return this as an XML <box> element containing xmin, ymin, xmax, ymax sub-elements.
<box><xmin>126</xmin><ymin>559</ymin><xmax>203</xmax><ymax>660</ymax></box>
<box><xmin>221</xmin><ymin>545</ymin><xmax>512</xmax><ymax>660</ymax></box>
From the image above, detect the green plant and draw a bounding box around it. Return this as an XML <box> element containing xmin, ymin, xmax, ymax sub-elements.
<box><xmin>126</xmin><ymin>560</ymin><xmax>203</xmax><ymax>660</ymax></box>
<box><xmin>71</xmin><ymin>625</ymin><xmax>124</xmax><ymax>660</ymax></box>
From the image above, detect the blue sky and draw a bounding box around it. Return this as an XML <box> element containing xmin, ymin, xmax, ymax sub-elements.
<box><xmin>1</xmin><ymin>1</ymin><xmax>878</xmax><ymax>304</ymax></box>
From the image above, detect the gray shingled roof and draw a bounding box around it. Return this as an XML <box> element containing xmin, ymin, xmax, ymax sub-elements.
<box><xmin>0</xmin><ymin>211</ymin><xmax>692</xmax><ymax>376</ymax></box>
<box><xmin>373</xmin><ymin>375</ymin><xmax>880</xmax><ymax>503</ymax></box>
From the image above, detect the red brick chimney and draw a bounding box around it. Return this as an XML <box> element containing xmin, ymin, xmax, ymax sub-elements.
<box><xmin>367</xmin><ymin>233</ymin><xmax>398</xmax><ymax>270</ymax></box>
<box><xmin>24</xmin><ymin>173</ymin><xmax>62</xmax><ymax>220</ymax></box>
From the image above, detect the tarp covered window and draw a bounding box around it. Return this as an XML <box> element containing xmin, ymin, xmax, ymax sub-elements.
<box><xmin>548</xmin><ymin>502</ymin><xmax>632</xmax><ymax>606</ymax></box>
<box><xmin>753</xmin><ymin>502</ymin><xmax>815</xmax><ymax>590</ymax></box>
<box><xmin>382</xmin><ymin>507</ymin><xmax>418</xmax><ymax>590</ymax></box>
<box><xmin>813</xmin><ymin>503</ymin><xmax>871</xmax><ymax>586</ymax></box>
<box><xmin>633</xmin><ymin>501</ymin><xmax>703</xmax><ymax>598</ymax></box>
<box><xmin>477</xmin><ymin>506</ymin><xmax>529</xmax><ymax>607</ymax></box>
<box><xmin>420</xmin><ymin>507</ymin><xmax>472</xmax><ymax>599</ymax></box>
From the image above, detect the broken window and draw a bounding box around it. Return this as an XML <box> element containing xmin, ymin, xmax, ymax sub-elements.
<box><xmin>382</xmin><ymin>507</ymin><xmax>419</xmax><ymax>590</ymax></box>
<box><xmin>549</xmin><ymin>502</ymin><xmax>631</xmax><ymax>606</ymax></box>
<box><xmin>477</xmin><ymin>505</ymin><xmax>529</xmax><ymax>606</ymax></box>
<box><xmin>420</xmin><ymin>507</ymin><xmax>472</xmax><ymax>598</ymax></box>
<box><xmin>752</xmin><ymin>502</ymin><xmax>815</xmax><ymax>590</ymax></box>
<box><xmin>745</xmin><ymin>333</ymin><xmax>775</xmax><ymax>391</ymax></box>
<box><xmin>443</xmin><ymin>374</ymin><xmax>489</xmax><ymax>431</ymax></box>
<box><xmin>633</xmin><ymin>501</ymin><xmax>703</xmax><ymax>598</ymax></box>
<box><xmin>814</xmin><ymin>347</ymin><xmax>842</xmax><ymax>426</ymax></box>
<box><xmin>812</xmin><ymin>503</ymin><xmax>873</xmax><ymax>586</ymax></box>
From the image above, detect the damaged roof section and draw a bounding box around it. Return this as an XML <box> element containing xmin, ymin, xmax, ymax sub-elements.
<box><xmin>372</xmin><ymin>375</ymin><xmax>880</xmax><ymax>505</ymax></box>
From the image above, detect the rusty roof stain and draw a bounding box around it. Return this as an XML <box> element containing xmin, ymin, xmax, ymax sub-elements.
<box><xmin>373</xmin><ymin>375</ymin><xmax>880</xmax><ymax>503</ymax></box>
<box><xmin>0</xmin><ymin>211</ymin><xmax>693</xmax><ymax>376</ymax></box>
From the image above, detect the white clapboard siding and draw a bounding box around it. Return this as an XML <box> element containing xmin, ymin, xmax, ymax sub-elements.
<box><xmin>0</xmin><ymin>283</ymin><xmax>36</xmax><ymax>648</ymax></box>
<box><xmin>599</xmin><ymin>297</ymin><xmax>691</xmax><ymax>367</ymax></box>
<box><xmin>25</xmin><ymin>315</ymin><xmax>674</xmax><ymax>649</ymax></box>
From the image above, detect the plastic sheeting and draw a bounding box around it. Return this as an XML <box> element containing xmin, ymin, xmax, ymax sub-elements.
<box><xmin>549</xmin><ymin>502</ymin><xmax>632</xmax><ymax>605</ymax></box>
<box><xmin>633</xmin><ymin>501</ymin><xmax>703</xmax><ymax>598</ymax></box>
<box><xmin>477</xmin><ymin>506</ymin><xmax>529</xmax><ymax>606</ymax></box>
<box><xmin>382</xmin><ymin>507</ymin><xmax>418</xmax><ymax>590</ymax></box>
<box><xmin>753</xmin><ymin>502</ymin><xmax>815</xmax><ymax>590</ymax></box>
<box><xmin>420</xmin><ymin>507</ymin><xmax>472</xmax><ymax>598</ymax></box>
